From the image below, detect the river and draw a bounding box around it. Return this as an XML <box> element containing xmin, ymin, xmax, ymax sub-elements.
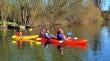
<box><xmin>0</xmin><ymin>23</ymin><xmax>110</xmax><ymax>61</ymax></box>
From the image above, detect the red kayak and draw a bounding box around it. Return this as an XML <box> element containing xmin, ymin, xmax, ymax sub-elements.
<box><xmin>40</xmin><ymin>38</ymin><xmax>87</xmax><ymax>49</ymax></box>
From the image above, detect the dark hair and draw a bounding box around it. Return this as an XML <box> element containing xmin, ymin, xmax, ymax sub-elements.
<box><xmin>57</xmin><ymin>31</ymin><xmax>61</xmax><ymax>34</ymax></box>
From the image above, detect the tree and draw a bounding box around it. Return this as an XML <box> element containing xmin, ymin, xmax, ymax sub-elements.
<box><xmin>0</xmin><ymin>0</ymin><xmax>102</xmax><ymax>26</ymax></box>
<box><xmin>0</xmin><ymin>0</ymin><xmax>13</xmax><ymax>26</ymax></box>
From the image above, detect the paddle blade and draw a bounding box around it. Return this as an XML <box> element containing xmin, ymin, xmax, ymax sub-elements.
<box><xmin>36</xmin><ymin>42</ymin><xmax>41</xmax><ymax>45</ymax></box>
<box><xmin>12</xmin><ymin>41</ymin><xmax>16</xmax><ymax>43</ymax></box>
<box><xmin>36</xmin><ymin>38</ymin><xmax>42</xmax><ymax>41</ymax></box>
<box><xmin>12</xmin><ymin>35</ymin><xmax>16</xmax><ymax>38</ymax></box>
<box><xmin>29</xmin><ymin>28</ymin><xmax>32</xmax><ymax>31</ymax></box>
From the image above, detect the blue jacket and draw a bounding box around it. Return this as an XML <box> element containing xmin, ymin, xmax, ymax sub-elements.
<box><xmin>57</xmin><ymin>33</ymin><xmax>64</xmax><ymax>40</ymax></box>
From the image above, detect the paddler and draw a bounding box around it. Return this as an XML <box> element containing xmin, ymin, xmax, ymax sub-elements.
<box><xmin>44</xmin><ymin>29</ymin><xmax>52</xmax><ymax>48</ymax></box>
<box><xmin>66</xmin><ymin>32</ymin><xmax>73</xmax><ymax>40</ymax></box>
<box><xmin>39</xmin><ymin>27</ymin><xmax>56</xmax><ymax>48</ymax></box>
<box><xmin>39</xmin><ymin>27</ymin><xmax>46</xmax><ymax>38</ymax></box>
<box><xmin>39</xmin><ymin>27</ymin><xmax>47</xmax><ymax>47</ymax></box>
<box><xmin>16</xmin><ymin>28</ymin><xmax>23</xmax><ymax>36</ymax></box>
<box><xmin>56</xmin><ymin>28</ymin><xmax>66</xmax><ymax>55</ymax></box>
<box><xmin>15</xmin><ymin>28</ymin><xmax>24</xmax><ymax>48</ymax></box>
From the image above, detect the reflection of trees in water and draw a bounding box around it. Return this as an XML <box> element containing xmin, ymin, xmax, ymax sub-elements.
<box><xmin>106</xmin><ymin>22</ymin><xmax>110</xmax><ymax>37</ymax></box>
<box><xmin>50</xmin><ymin>47</ymin><xmax>84</xmax><ymax>61</ymax></box>
<box><xmin>91</xmin><ymin>34</ymin><xmax>102</xmax><ymax>55</ymax></box>
<box><xmin>101</xmin><ymin>21</ymin><xmax>110</xmax><ymax>38</ymax></box>
<box><xmin>101</xmin><ymin>20</ymin><xmax>110</xmax><ymax>27</ymax></box>
<box><xmin>0</xmin><ymin>30</ymin><xmax>2</xmax><ymax>45</ymax></box>
<box><xmin>91</xmin><ymin>25</ymin><xmax>110</xmax><ymax>56</ymax></box>
<box><xmin>108</xmin><ymin>28</ymin><xmax>110</xmax><ymax>37</ymax></box>
<box><xmin>0</xmin><ymin>28</ymin><xmax>9</xmax><ymax>61</ymax></box>
<box><xmin>0</xmin><ymin>28</ymin><xmax>7</xmax><ymax>45</ymax></box>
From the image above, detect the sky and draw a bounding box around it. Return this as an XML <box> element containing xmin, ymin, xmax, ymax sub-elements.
<box><xmin>101</xmin><ymin>0</ymin><xmax>110</xmax><ymax>11</ymax></box>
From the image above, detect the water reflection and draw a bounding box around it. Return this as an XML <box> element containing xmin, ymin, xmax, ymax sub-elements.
<box><xmin>0</xmin><ymin>24</ymin><xmax>110</xmax><ymax>61</ymax></box>
<box><xmin>43</xmin><ymin>47</ymin><xmax>52</xmax><ymax>61</ymax></box>
<box><xmin>0</xmin><ymin>28</ymin><xmax>9</xmax><ymax>61</ymax></box>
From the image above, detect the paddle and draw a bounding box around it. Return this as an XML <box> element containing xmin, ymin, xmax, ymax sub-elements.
<box><xmin>35</xmin><ymin>38</ymin><xmax>42</xmax><ymax>41</ymax></box>
<box><xmin>29</xmin><ymin>28</ymin><xmax>32</xmax><ymax>31</ymax></box>
<box><xmin>12</xmin><ymin>40</ymin><xmax>16</xmax><ymax>43</ymax></box>
<box><xmin>12</xmin><ymin>35</ymin><xmax>16</xmax><ymax>38</ymax></box>
<box><xmin>36</xmin><ymin>42</ymin><xmax>41</xmax><ymax>45</ymax></box>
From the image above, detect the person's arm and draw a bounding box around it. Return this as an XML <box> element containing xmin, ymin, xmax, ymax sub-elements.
<box><xmin>63</xmin><ymin>33</ymin><xmax>66</xmax><ymax>40</ymax></box>
<box><xmin>45</xmin><ymin>33</ymin><xmax>51</xmax><ymax>38</ymax></box>
<box><xmin>50</xmin><ymin>34</ymin><xmax>57</xmax><ymax>38</ymax></box>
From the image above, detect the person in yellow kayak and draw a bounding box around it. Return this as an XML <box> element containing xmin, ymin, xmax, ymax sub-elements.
<box><xmin>16</xmin><ymin>28</ymin><xmax>23</xmax><ymax>36</ymax></box>
<box><xmin>15</xmin><ymin>28</ymin><xmax>24</xmax><ymax>48</ymax></box>
<box><xmin>56</xmin><ymin>28</ymin><xmax>66</xmax><ymax>55</ymax></box>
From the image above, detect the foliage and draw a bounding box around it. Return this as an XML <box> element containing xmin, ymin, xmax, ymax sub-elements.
<box><xmin>0</xmin><ymin>0</ymin><xmax>102</xmax><ymax>26</ymax></box>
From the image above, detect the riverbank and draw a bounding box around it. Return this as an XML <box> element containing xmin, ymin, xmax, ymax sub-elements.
<box><xmin>101</xmin><ymin>11</ymin><xmax>110</xmax><ymax>21</ymax></box>
<box><xmin>31</xmin><ymin>18</ymin><xmax>104</xmax><ymax>28</ymax></box>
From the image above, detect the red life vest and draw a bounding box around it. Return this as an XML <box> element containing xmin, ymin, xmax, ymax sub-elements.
<box><xmin>16</xmin><ymin>32</ymin><xmax>22</xmax><ymax>36</ymax></box>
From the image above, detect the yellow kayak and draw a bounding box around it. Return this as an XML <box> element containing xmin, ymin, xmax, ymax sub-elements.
<box><xmin>12</xmin><ymin>35</ymin><xmax>39</xmax><ymax>40</ymax></box>
<box><xmin>12</xmin><ymin>40</ymin><xmax>42</xmax><ymax>45</ymax></box>
<box><xmin>12</xmin><ymin>35</ymin><xmax>42</xmax><ymax>46</ymax></box>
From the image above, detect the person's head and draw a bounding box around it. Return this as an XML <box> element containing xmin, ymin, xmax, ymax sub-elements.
<box><xmin>16</xmin><ymin>28</ymin><xmax>22</xmax><ymax>36</ymax></box>
<box><xmin>67</xmin><ymin>32</ymin><xmax>73</xmax><ymax>36</ymax></box>
<box><xmin>46</xmin><ymin>29</ymin><xmax>49</xmax><ymax>33</ymax></box>
<box><xmin>58</xmin><ymin>28</ymin><xmax>62</xmax><ymax>31</ymax></box>
<box><xmin>42</xmin><ymin>28</ymin><xmax>46</xmax><ymax>32</ymax></box>
<box><xmin>58</xmin><ymin>28</ymin><xmax>64</xmax><ymax>33</ymax></box>
<box><xmin>40</xmin><ymin>27</ymin><xmax>46</xmax><ymax>33</ymax></box>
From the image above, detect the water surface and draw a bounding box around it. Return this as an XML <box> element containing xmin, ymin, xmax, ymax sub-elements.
<box><xmin>0</xmin><ymin>24</ymin><xmax>110</xmax><ymax>61</ymax></box>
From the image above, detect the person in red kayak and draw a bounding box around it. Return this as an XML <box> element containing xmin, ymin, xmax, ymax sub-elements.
<box><xmin>66</xmin><ymin>32</ymin><xmax>73</xmax><ymax>40</ymax></box>
<box><xmin>56</xmin><ymin>28</ymin><xmax>66</xmax><ymax>55</ymax></box>
<box><xmin>39</xmin><ymin>27</ymin><xmax>56</xmax><ymax>48</ymax></box>
<box><xmin>39</xmin><ymin>27</ymin><xmax>46</xmax><ymax>47</ymax></box>
<box><xmin>39</xmin><ymin>27</ymin><xmax>46</xmax><ymax>38</ymax></box>
<box><xmin>44</xmin><ymin>29</ymin><xmax>51</xmax><ymax>48</ymax></box>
